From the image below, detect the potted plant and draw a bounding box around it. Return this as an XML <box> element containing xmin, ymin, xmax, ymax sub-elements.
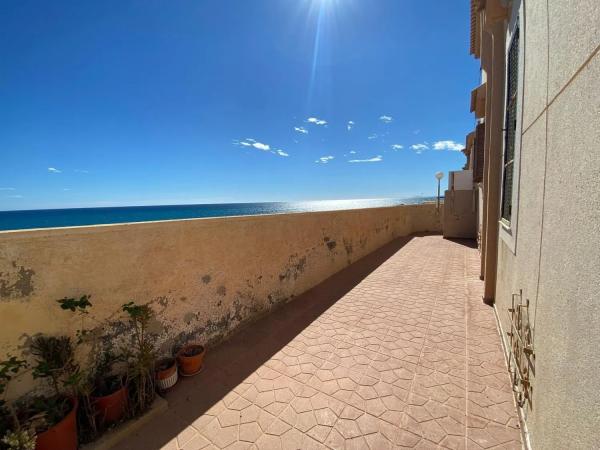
<box><xmin>25</xmin><ymin>336</ymin><xmax>79</xmax><ymax>450</ymax></box>
<box><xmin>121</xmin><ymin>302</ymin><xmax>156</xmax><ymax>416</ymax></box>
<box><xmin>176</xmin><ymin>344</ymin><xmax>206</xmax><ymax>377</ymax></box>
<box><xmin>90</xmin><ymin>351</ymin><xmax>127</xmax><ymax>426</ymax></box>
<box><xmin>0</xmin><ymin>356</ymin><xmax>35</xmax><ymax>450</ymax></box>
<box><xmin>57</xmin><ymin>297</ymin><xmax>128</xmax><ymax>430</ymax></box>
<box><xmin>155</xmin><ymin>358</ymin><xmax>178</xmax><ymax>391</ymax></box>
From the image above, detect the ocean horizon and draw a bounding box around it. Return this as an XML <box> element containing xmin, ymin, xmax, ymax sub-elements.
<box><xmin>0</xmin><ymin>197</ymin><xmax>437</xmax><ymax>231</ymax></box>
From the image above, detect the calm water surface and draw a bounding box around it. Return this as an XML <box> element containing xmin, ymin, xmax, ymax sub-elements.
<box><xmin>0</xmin><ymin>198</ymin><xmax>436</xmax><ymax>231</ymax></box>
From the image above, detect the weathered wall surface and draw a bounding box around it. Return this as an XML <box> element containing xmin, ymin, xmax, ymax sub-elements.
<box><xmin>495</xmin><ymin>1</ymin><xmax>600</xmax><ymax>448</ymax></box>
<box><xmin>0</xmin><ymin>204</ymin><xmax>441</xmax><ymax>399</ymax></box>
<box><xmin>442</xmin><ymin>189</ymin><xmax>477</xmax><ymax>239</ymax></box>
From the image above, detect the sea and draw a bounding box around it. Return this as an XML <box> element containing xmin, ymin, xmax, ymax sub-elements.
<box><xmin>0</xmin><ymin>197</ymin><xmax>436</xmax><ymax>231</ymax></box>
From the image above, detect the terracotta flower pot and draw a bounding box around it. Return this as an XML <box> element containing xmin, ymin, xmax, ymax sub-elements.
<box><xmin>156</xmin><ymin>358</ymin><xmax>178</xmax><ymax>390</ymax></box>
<box><xmin>35</xmin><ymin>397</ymin><xmax>78</xmax><ymax>450</ymax></box>
<box><xmin>176</xmin><ymin>344</ymin><xmax>206</xmax><ymax>377</ymax></box>
<box><xmin>93</xmin><ymin>384</ymin><xmax>128</xmax><ymax>425</ymax></box>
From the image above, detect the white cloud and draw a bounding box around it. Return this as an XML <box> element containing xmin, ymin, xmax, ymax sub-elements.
<box><xmin>307</xmin><ymin>117</ymin><xmax>327</xmax><ymax>126</ymax></box>
<box><xmin>294</xmin><ymin>126</ymin><xmax>308</xmax><ymax>134</ymax></box>
<box><xmin>349</xmin><ymin>155</ymin><xmax>383</xmax><ymax>163</ymax></box>
<box><xmin>349</xmin><ymin>150</ymin><xmax>357</xmax><ymax>154</ymax></box>
<box><xmin>410</xmin><ymin>143</ymin><xmax>429</xmax><ymax>154</ymax></box>
<box><xmin>391</xmin><ymin>144</ymin><xmax>404</xmax><ymax>150</ymax></box>
<box><xmin>0</xmin><ymin>187</ymin><xmax>16</xmax><ymax>191</ymax></box>
<box><xmin>48</xmin><ymin>167</ymin><xmax>62</xmax><ymax>173</ymax></box>
<box><xmin>347</xmin><ymin>121</ymin><xmax>355</xmax><ymax>131</ymax></box>
<box><xmin>275</xmin><ymin>149</ymin><xmax>289</xmax><ymax>157</ymax></box>
<box><xmin>252</xmin><ymin>142</ymin><xmax>270</xmax><ymax>151</ymax></box>
<box><xmin>236</xmin><ymin>138</ymin><xmax>270</xmax><ymax>151</ymax></box>
<box><xmin>368</xmin><ymin>134</ymin><xmax>378</xmax><ymax>140</ymax></box>
<box><xmin>315</xmin><ymin>155</ymin><xmax>334</xmax><ymax>164</ymax></box>
<box><xmin>433</xmin><ymin>140</ymin><xmax>465</xmax><ymax>151</ymax></box>
<box><xmin>379</xmin><ymin>115</ymin><xmax>393</xmax><ymax>124</ymax></box>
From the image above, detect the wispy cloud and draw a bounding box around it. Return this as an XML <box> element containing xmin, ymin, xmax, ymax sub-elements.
<box><xmin>48</xmin><ymin>167</ymin><xmax>62</xmax><ymax>173</ymax></box>
<box><xmin>410</xmin><ymin>143</ymin><xmax>429</xmax><ymax>154</ymax></box>
<box><xmin>235</xmin><ymin>138</ymin><xmax>270</xmax><ymax>151</ymax></box>
<box><xmin>347</xmin><ymin>121</ymin><xmax>355</xmax><ymax>131</ymax></box>
<box><xmin>294</xmin><ymin>126</ymin><xmax>308</xmax><ymax>134</ymax></box>
<box><xmin>349</xmin><ymin>150</ymin><xmax>357</xmax><ymax>154</ymax></box>
<box><xmin>6</xmin><ymin>194</ymin><xmax>23</xmax><ymax>198</ymax></box>
<box><xmin>391</xmin><ymin>144</ymin><xmax>404</xmax><ymax>150</ymax></box>
<box><xmin>349</xmin><ymin>155</ymin><xmax>383</xmax><ymax>163</ymax></box>
<box><xmin>433</xmin><ymin>140</ymin><xmax>465</xmax><ymax>151</ymax></box>
<box><xmin>0</xmin><ymin>187</ymin><xmax>16</xmax><ymax>191</ymax></box>
<box><xmin>315</xmin><ymin>156</ymin><xmax>334</xmax><ymax>164</ymax></box>
<box><xmin>235</xmin><ymin>138</ymin><xmax>289</xmax><ymax>157</ymax></box>
<box><xmin>74</xmin><ymin>169</ymin><xmax>89</xmax><ymax>174</ymax></box>
<box><xmin>307</xmin><ymin>117</ymin><xmax>327</xmax><ymax>126</ymax></box>
<box><xmin>368</xmin><ymin>134</ymin><xmax>378</xmax><ymax>140</ymax></box>
<box><xmin>63</xmin><ymin>188</ymin><xmax>71</xmax><ymax>191</ymax></box>
<box><xmin>379</xmin><ymin>115</ymin><xmax>393</xmax><ymax>124</ymax></box>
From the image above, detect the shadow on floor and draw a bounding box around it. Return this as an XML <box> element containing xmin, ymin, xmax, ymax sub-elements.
<box><xmin>116</xmin><ymin>235</ymin><xmax>415</xmax><ymax>449</ymax></box>
<box><xmin>443</xmin><ymin>237</ymin><xmax>478</xmax><ymax>249</ymax></box>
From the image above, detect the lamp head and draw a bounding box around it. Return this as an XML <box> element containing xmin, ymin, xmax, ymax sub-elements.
<box><xmin>435</xmin><ymin>171</ymin><xmax>444</xmax><ymax>180</ymax></box>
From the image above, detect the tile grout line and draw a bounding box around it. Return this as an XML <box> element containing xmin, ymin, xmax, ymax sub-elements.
<box><xmin>464</xmin><ymin>245</ymin><xmax>471</xmax><ymax>450</ymax></box>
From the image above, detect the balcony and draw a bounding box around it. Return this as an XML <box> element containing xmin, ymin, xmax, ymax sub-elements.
<box><xmin>111</xmin><ymin>235</ymin><xmax>521</xmax><ymax>449</ymax></box>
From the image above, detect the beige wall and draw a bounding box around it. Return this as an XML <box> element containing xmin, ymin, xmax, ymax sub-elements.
<box><xmin>0</xmin><ymin>204</ymin><xmax>441</xmax><ymax>399</ymax></box>
<box><xmin>442</xmin><ymin>189</ymin><xmax>477</xmax><ymax>239</ymax></box>
<box><xmin>494</xmin><ymin>1</ymin><xmax>600</xmax><ymax>448</ymax></box>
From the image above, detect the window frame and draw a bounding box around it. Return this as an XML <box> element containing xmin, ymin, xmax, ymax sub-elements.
<box><xmin>499</xmin><ymin>1</ymin><xmax>524</xmax><ymax>254</ymax></box>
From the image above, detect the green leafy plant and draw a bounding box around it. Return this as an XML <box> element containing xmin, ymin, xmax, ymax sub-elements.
<box><xmin>0</xmin><ymin>356</ymin><xmax>28</xmax><ymax>450</ymax></box>
<box><xmin>56</xmin><ymin>295</ymin><xmax>106</xmax><ymax>441</ymax></box>
<box><xmin>1</xmin><ymin>429</ymin><xmax>36</xmax><ymax>450</ymax></box>
<box><xmin>121</xmin><ymin>302</ymin><xmax>156</xmax><ymax>416</ymax></box>
<box><xmin>23</xmin><ymin>335</ymin><xmax>76</xmax><ymax>435</ymax></box>
<box><xmin>30</xmin><ymin>336</ymin><xmax>76</xmax><ymax>398</ymax></box>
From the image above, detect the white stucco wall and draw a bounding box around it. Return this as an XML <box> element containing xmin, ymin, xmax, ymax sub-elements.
<box><xmin>494</xmin><ymin>1</ymin><xmax>600</xmax><ymax>448</ymax></box>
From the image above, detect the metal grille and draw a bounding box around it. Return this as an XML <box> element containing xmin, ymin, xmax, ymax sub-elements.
<box><xmin>473</xmin><ymin>122</ymin><xmax>485</xmax><ymax>183</ymax></box>
<box><xmin>507</xmin><ymin>290</ymin><xmax>535</xmax><ymax>409</ymax></box>
<box><xmin>501</xmin><ymin>25</ymin><xmax>520</xmax><ymax>222</ymax></box>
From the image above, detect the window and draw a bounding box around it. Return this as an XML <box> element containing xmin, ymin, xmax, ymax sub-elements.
<box><xmin>501</xmin><ymin>24</ymin><xmax>519</xmax><ymax>223</ymax></box>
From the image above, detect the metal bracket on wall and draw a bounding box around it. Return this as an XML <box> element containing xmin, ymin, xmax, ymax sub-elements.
<box><xmin>506</xmin><ymin>289</ymin><xmax>535</xmax><ymax>409</ymax></box>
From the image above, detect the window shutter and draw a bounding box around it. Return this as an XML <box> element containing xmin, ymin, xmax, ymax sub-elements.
<box><xmin>473</xmin><ymin>122</ymin><xmax>486</xmax><ymax>183</ymax></box>
<box><xmin>501</xmin><ymin>25</ymin><xmax>520</xmax><ymax>222</ymax></box>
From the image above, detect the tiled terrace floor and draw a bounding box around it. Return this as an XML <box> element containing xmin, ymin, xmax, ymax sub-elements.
<box><xmin>115</xmin><ymin>235</ymin><xmax>521</xmax><ymax>450</ymax></box>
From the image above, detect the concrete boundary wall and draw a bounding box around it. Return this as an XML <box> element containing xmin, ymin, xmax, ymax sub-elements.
<box><xmin>0</xmin><ymin>204</ymin><xmax>441</xmax><ymax>398</ymax></box>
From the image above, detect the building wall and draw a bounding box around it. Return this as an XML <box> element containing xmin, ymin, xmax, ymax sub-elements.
<box><xmin>0</xmin><ymin>204</ymin><xmax>441</xmax><ymax>399</ymax></box>
<box><xmin>494</xmin><ymin>1</ymin><xmax>600</xmax><ymax>448</ymax></box>
<box><xmin>443</xmin><ymin>189</ymin><xmax>477</xmax><ymax>239</ymax></box>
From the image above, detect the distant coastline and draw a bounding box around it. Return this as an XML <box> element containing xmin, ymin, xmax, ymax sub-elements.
<box><xmin>0</xmin><ymin>197</ymin><xmax>438</xmax><ymax>231</ymax></box>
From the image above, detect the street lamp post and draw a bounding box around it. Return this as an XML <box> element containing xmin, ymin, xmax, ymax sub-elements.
<box><xmin>435</xmin><ymin>171</ymin><xmax>444</xmax><ymax>210</ymax></box>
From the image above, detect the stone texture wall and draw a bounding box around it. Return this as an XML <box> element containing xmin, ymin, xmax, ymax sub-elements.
<box><xmin>494</xmin><ymin>1</ymin><xmax>600</xmax><ymax>448</ymax></box>
<box><xmin>0</xmin><ymin>203</ymin><xmax>441</xmax><ymax>399</ymax></box>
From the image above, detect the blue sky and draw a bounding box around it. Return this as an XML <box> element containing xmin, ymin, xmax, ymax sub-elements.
<box><xmin>0</xmin><ymin>0</ymin><xmax>478</xmax><ymax>211</ymax></box>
